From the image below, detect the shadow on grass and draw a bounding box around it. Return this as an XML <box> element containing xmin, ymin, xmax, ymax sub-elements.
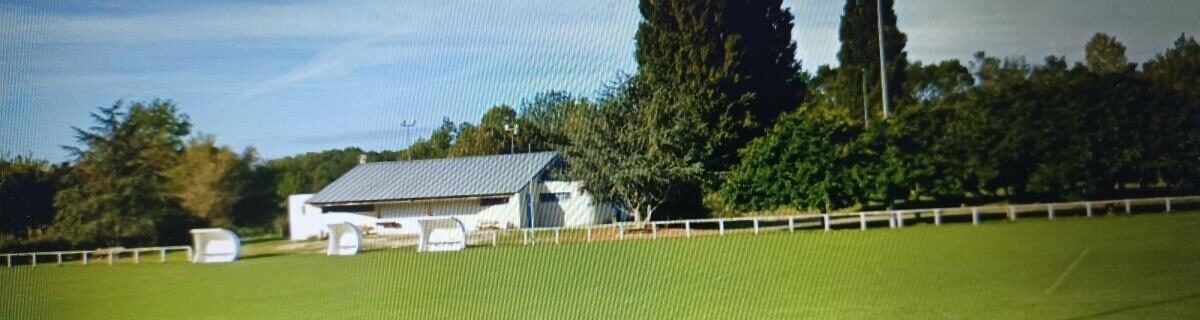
<box><xmin>240</xmin><ymin>236</ymin><xmax>284</xmax><ymax>245</ymax></box>
<box><xmin>1064</xmin><ymin>292</ymin><xmax>1200</xmax><ymax>320</ymax></box>
<box><xmin>239</xmin><ymin>252</ymin><xmax>290</xmax><ymax>260</ymax></box>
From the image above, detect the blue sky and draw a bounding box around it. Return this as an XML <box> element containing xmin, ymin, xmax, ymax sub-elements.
<box><xmin>3</xmin><ymin>0</ymin><xmax>1199</xmax><ymax>161</ymax></box>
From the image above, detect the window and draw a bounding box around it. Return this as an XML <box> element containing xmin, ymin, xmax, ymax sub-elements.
<box><xmin>480</xmin><ymin>197</ymin><xmax>509</xmax><ymax>206</ymax></box>
<box><xmin>540</xmin><ymin>192</ymin><xmax>570</xmax><ymax>203</ymax></box>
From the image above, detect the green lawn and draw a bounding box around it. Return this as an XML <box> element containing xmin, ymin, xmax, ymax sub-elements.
<box><xmin>3</xmin><ymin>214</ymin><xmax>1199</xmax><ymax>319</ymax></box>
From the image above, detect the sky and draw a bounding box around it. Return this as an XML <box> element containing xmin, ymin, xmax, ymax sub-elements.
<box><xmin>3</xmin><ymin>0</ymin><xmax>1199</xmax><ymax>162</ymax></box>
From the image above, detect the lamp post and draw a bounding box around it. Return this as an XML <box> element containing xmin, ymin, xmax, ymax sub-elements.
<box><xmin>400</xmin><ymin>120</ymin><xmax>415</xmax><ymax>160</ymax></box>
<box><xmin>877</xmin><ymin>0</ymin><xmax>891</xmax><ymax>119</ymax></box>
<box><xmin>504</xmin><ymin>124</ymin><xmax>519</xmax><ymax>154</ymax></box>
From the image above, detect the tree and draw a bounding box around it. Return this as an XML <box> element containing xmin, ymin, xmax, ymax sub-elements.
<box><xmin>1085</xmin><ymin>33</ymin><xmax>1131</xmax><ymax>74</ymax></box>
<box><xmin>836</xmin><ymin>0</ymin><xmax>908</xmax><ymax>118</ymax></box>
<box><xmin>1142</xmin><ymin>34</ymin><xmax>1200</xmax><ymax>190</ymax></box>
<box><xmin>450</xmin><ymin>105</ymin><xmax>517</xmax><ymax>156</ymax></box>
<box><xmin>400</xmin><ymin>118</ymin><xmax>456</xmax><ymax>160</ymax></box>
<box><xmin>519</xmin><ymin>91</ymin><xmax>587</xmax><ymax>152</ymax></box>
<box><xmin>52</xmin><ymin>100</ymin><xmax>192</xmax><ymax>246</ymax></box>
<box><xmin>635</xmin><ymin>0</ymin><xmax>804</xmax><ymax>171</ymax></box>
<box><xmin>721</xmin><ymin>108</ymin><xmax>869</xmax><ymax>212</ymax></box>
<box><xmin>563</xmin><ymin>78</ymin><xmax>708</xmax><ymax>223</ymax></box>
<box><xmin>0</xmin><ymin>156</ymin><xmax>65</xmax><ymax>237</ymax></box>
<box><xmin>167</xmin><ymin>135</ymin><xmax>253</xmax><ymax>228</ymax></box>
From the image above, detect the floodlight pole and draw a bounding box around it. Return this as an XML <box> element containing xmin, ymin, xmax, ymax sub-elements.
<box><xmin>862</xmin><ymin>68</ymin><xmax>870</xmax><ymax>128</ymax></box>
<box><xmin>877</xmin><ymin>0</ymin><xmax>891</xmax><ymax>119</ymax></box>
<box><xmin>504</xmin><ymin>124</ymin><xmax>519</xmax><ymax>154</ymax></box>
<box><xmin>400</xmin><ymin>120</ymin><xmax>416</xmax><ymax>160</ymax></box>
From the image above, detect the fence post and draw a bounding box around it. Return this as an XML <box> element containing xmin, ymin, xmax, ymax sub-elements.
<box><xmin>108</xmin><ymin>251</ymin><xmax>114</xmax><ymax>266</ymax></box>
<box><xmin>719</xmin><ymin>219</ymin><xmax>725</xmax><ymax>236</ymax></box>
<box><xmin>57</xmin><ymin>253</ymin><xmax>63</xmax><ymax>266</ymax></box>
<box><xmin>896</xmin><ymin>212</ymin><xmax>905</xmax><ymax>228</ymax></box>
<box><xmin>1086</xmin><ymin>202</ymin><xmax>1093</xmax><ymax>217</ymax></box>
<box><xmin>972</xmin><ymin>207</ymin><xmax>980</xmax><ymax>225</ymax></box>
<box><xmin>31</xmin><ymin>254</ymin><xmax>37</xmax><ymax>267</ymax></box>
<box><xmin>1047</xmin><ymin>204</ymin><xmax>1055</xmax><ymax>220</ymax></box>
<box><xmin>1165</xmin><ymin>198</ymin><xmax>1172</xmax><ymax>213</ymax></box>
<box><xmin>586</xmin><ymin>227</ymin><xmax>592</xmax><ymax>243</ymax></box>
<box><xmin>753</xmin><ymin>219</ymin><xmax>760</xmax><ymax>235</ymax></box>
<box><xmin>1124</xmin><ymin>199</ymin><xmax>1132</xmax><ymax>214</ymax></box>
<box><xmin>860</xmin><ymin>213</ymin><xmax>867</xmax><ymax>230</ymax></box>
<box><xmin>788</xmin><ymin>217</ymin><xmax>795</xmax><ymax>233</ymax></box>
<box><xmin>651</xmin><ymin>224</ymin><xmax>658</xmax><ymax>240</ymax></box>
<box><xmin>5</xmin><ymin>255</ymin><xmax>10</xmax><ymax>268</ymax></box>
<box><xmin>685</xmin><ymin>221</ymin><xmax>692</xmax><ymax>238</ymax></box>
<box><xmin>83</xmin><ymin>252</ymin><xmax>88</xmax><ymax>265</ymax></box>
<box><xmin>618</xmin><ymin>224</ymin><xmax>625</xmax><ymax>240</ymax></box>
<box><xmin>160</xmin><ymin>249</ymin><xmax>167</xmax><ymax>262</ymax></box>
<box><xmin>934</xmin><ymin>209</ymin><xmax>942</xmax><ymax>226</ymax></box>
<box><xmin>1008</xmin><ymin>206</ymin><xmax>1016</xmax><ymax>221</ymax></box>
<box><xmin>888</xmin><ymin>211</ymin><xmax>896</xmax><ymax>229</ymax></box>
<box><xmin>492</xmin><ymin>231</ymin><xmax>498</xmax><ymax>247</ymax></box>
<box><xmin>134</xmin><ymin>250</ymin><xmax>140</xmax><ymax>264</ymax></box>
<box><xmin>555</xmin><ymin>228</ymin><xmax>561</xmax><ymax>245</ymax></box>
<box><xmin>823</xmin><ymin>214</ymin><xmax>831</xmax><ymax>232</ymax></box>
<box><xmin>522</xmin><ymin>229</ymin><xmax>529</xmax><ymax>245</ymax></box>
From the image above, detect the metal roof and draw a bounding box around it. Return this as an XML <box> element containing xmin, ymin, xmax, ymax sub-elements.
<box><xmin>306</xmin><ymin>151</ymin><xmax>559</xmax><ymax>206</ymax></box>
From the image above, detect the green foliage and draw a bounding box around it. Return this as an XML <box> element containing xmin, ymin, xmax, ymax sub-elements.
<box><xmin>52</xmin><ymin>100</ymin><xmax>193</xmax><ymax>246</ymax></box>
<box><xmin>0</xmin><ymin>156</ymin><xmax>66</xmax><ymax>237</ymax></box>
<box><xmin>398</xmin><ymin>118</ymin><xmax>456</xmax><ymax>160</ymax></box>
<box><xmin>450</xmin><ymin>105</ymin><xmax>516</xmax><ymax>156</ymax></box>
<box><xmin>636</xmin><ymin>0</ymin><xmax>804</xmax><ymax>171</ymax></box>
<box><xmin>1085</xmin><ymin>33</ymin><xmax>1132</xmax><ymax>74</ymax></box>
<box><xmin>563</xmin><ymin>78</ymin><xmax>708</xmax><ymax>222</ymax></box>
<box><xmin>721</xmin><ymin>109</ymin><xmax>869</xmax><ymax>212</ymax></box>
<box><xmin>518</xmin><ymin>91</ymin><xmax>587</xmax><ymax>152</ymax></box>
<box><xmin>167</xmin><ymin>135</ymin><xmax>254</xmax><ymax>228</ymax></box>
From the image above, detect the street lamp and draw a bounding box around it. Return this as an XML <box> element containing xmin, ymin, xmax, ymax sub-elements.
<box><xmin>504</xmin><ymin>124</ymin><xmax>519</xmax><ymax>154</ymax></box>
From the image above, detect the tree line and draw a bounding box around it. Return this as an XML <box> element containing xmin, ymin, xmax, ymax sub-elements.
<box><xmin>3</xmin><ymin>0</ymin><xmax>1198</xmax><ymax>250</ymax></box>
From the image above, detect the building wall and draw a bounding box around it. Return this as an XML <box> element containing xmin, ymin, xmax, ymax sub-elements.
<box><xmin>290</xmin><ymin>181</ymin><xmax>614</xmax><ymax>240</ymax></box>
<box><xmin>536</xmin><ymin>181</ymin><xmax>616</xmax><ymax>227</ymax></box>
<box><xmin>287</xmin><ymin>194</ymin><xmax>322</xmax><ymax>241</ymax></box>
<box><xmin>372</xmin><ymin>193</ymin><xmax>522</xmax><ymax>235</ymax></box>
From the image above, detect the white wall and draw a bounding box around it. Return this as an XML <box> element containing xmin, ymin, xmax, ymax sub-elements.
<box><xmin>372</xmin><ymin>193</ymin><xmax>524</xmax><ymax>236</ymax></box>
<box><xmin>287</xmin><ymin>194</ymin><xmax>323</xmax><ymax>241</ymax></box>
<box><xmin>289</xmin><ymin>181</ymin><xmax>614</xmax><ymax>240</ymax></box>
<box><xmin>537</xmin><ymin>181</ymin><xmax>616</xmax><ymax>227</ymax></box>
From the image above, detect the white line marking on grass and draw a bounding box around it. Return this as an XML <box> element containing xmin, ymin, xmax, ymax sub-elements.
<box><xmin>1045</xmin><ymin>248</ymin><xmax>1090</xmax><ymax>294</ymax></box>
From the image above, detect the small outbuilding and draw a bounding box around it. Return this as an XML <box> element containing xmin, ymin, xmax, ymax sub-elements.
<box><xmin>287</xmin><ymin>152</ymin><xmax>614</xmax><ymax>240</ymax></box>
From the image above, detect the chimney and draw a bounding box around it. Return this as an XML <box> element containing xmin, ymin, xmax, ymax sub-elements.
<box><xmin>358</xmin><ymin>154</ymin><xmax>367</xmax><ymax>164</ymax></box>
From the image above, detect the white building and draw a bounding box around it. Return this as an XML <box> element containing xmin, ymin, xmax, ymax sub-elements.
<box><xmin>287</xmin><ymin>152</ymin><xmax>615</xmax><ymax>240</ymax></box>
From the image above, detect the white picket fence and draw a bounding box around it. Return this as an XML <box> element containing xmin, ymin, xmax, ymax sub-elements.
<box><xmin>2</xmin><ymin>246</ymin><xmax>192</xmax><ymax>268</ymax></box>
<box><xmin>506</xmin><ymin>195</ymin><xmax>1200</xmax><ymax>245</ymax></box>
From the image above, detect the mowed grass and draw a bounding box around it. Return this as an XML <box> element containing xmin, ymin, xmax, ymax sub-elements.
<box><xmin>3</xmin><ymin>214</ymin><xmax>1200</xmax><ymax>319</ymax></box>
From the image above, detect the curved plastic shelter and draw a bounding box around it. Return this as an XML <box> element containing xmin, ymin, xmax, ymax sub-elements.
<box><xmin>325</xmin><ymin>223</ymin><xmax>362</xmax><ymax>256</ymax></box>
<box><xmin>417</xmin><ymin>217</ymin><xmax>467</xmax><ymax>253</ymax></box>
<box><xmin>189</xmin><ymin>228</ymin><xmax>240</xmax><ymax>263</ymax></box>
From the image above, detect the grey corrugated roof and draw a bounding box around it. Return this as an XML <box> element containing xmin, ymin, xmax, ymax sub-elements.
<box><xmin>306</xmin><ymin>151</ymin><xmax>559</xmax><ymax>205</ymax></box>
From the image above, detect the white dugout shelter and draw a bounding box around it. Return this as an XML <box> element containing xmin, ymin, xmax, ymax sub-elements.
<box><xmin>190</xmin><ymin>228</ymin><xmax>240</xmax><ymax>263</ymax></box>
<box><xmin>417</xmin><ymin>217</ymin><xmax>467</xmax><ymax>253</ymax></box>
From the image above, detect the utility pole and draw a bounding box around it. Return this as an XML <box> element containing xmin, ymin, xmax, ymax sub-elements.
<box><xmin>877</xmin><ymin>0</ymin><xmax>891</xmax><ymax>119</ymax></box>
<box><xmin>400</xmin><ymin>120</ymin><xmax>416</xmax><ymax>160</ymax></box>
<box><xmin>862</xmin><ymin>68</ymin><xmax>871</xmax><ymax>128</ymax></box>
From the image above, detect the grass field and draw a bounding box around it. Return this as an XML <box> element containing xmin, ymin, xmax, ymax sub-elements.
<box><xmin>3</xmin><ymin>213</ymin><xmax>1199</xmax><ymax>319</ymax></box>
